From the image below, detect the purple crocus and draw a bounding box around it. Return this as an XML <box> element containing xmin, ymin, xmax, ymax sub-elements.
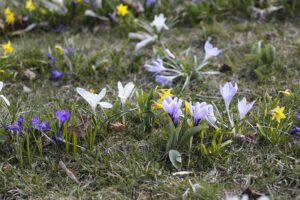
<box><xmin>146</xmin><ymin>0</ymin><xmax>156</xmax><ymax>7</ymax></box>
<box><xmin>296</xmin><ymin>113</ymin><xmax>300</xmax><ymax>122</ymax></box>
<box><xmin>50</xmin><ymin>69</ymin><xmax>63</xmax><ymax>81</ymax></box>
<box><xmin>289</xmin><ymin>126</ymin><xmax>300</xmax><ymax>135</ymax></box>
<box><xmin>220</xmin><ymin>82</ymin><xmax>238</xmax><ymax>111</ymax></box>
<box><xmin>238</xmin><ymin>97</ymin><xmax>255</xmax><ymax>120</ymax></box>
<box><xmin>162</xmin><ymin>96</ymin><xmax>183</xmax><ymax>127</ymax></box>
<box><xmin>30</xmin><ymin>116</ymin><xmax>50</xmax><ymax>132</ymax></box>
<box><xmin>144</xmin><ymin>58</ymin><xmax>166</xmax><ymax>74</ymax></box>
<box><xmin>155</xmin><ymin>75</ymin><xmax>177</xmax><ymax>87</ymax></box>
<box><xmin>6</xmin><ymin>116</ymin><xmax>24</xmax><ymax>135</ymax></box>
<box><xmin>189</xmin><ymin>102</ymin><xmax>208</xmax><ymax>126</ymax></box>
<box><xmin>55</xmin><ymin>110</ymin><xmax>71</xmax><ymax>125</ymax></box>
<box><xmin>52</xmin><ymin>110</ymin><xmax>71</xmax><ymax>143</ymax></box>
<box><xmin>47</xmin><ymin>53</ymin><xmax>56</xmax><ymax>64</ymax></box>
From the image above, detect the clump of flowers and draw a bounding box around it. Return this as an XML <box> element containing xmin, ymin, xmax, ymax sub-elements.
<box><xmin>144</xmin><ymin>40</ymin><xmax>221</xmax><ymax>90</ymax></box>
<box><xmin>25</xmin><ymin>0</ymin><xmax>36</xmax><ymax>12</ymax></box>
<box><xmin>128</xmin><ymin>13</ymin><xmax>169</xmax><ymax>51</ymax></box>
<box><xmin>218</xmin><ymin>82</ymin><xmax>255</xmax><ymax>135</ymax></box>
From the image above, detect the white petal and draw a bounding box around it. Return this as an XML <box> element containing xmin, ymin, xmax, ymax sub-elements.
<box><xmin>0</xmin><ymin>81</ymin><xmax>3</xmax><ymax>92</ymax></box>
<box><xmin>118</xmin><ymin>81</ymin><xmax>124</xmax><ymax>96</ymax></box>
<box><xmin>0</xmin><ymin>95</ymin><xmax>10</xmax><ymax>106</ymax></box>
<box><xmin>135</xmin><ymin>36</ymin><xmax>156</xmax><ymax>51</ymax></box>
<box><xmin>99</xmin><ymin>102</ymin><xmax>112</xmax><ymax>108</ymax></box>
<box><xmin>124</xmin><ymin>82</ymin><xmax>135</xmax><ymax>99</ymax></box>
<box><xmin>97</xmin><ymin>87</ymin><xmax>106</xmax><ymax>102</ymax></box>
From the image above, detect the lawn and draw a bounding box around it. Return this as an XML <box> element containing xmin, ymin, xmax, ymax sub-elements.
<box><xmin>0</xmin><ymin>1</ymin><xmax>300</xmax><ymax>199</ymax></box>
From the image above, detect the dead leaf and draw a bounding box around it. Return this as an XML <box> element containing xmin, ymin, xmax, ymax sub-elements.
<box><xmin>242</xmin><ymin>188</ymin><xmax>264</xmax><ymax>200</ymax></box>
<box><xmin>3</xmin><ymin>163</ymin><xmax>13</xmax><ymax>172</ymax></box>
<box><xmin>0</xmin><ymin>19</ymin><xmax>4</xmax><ymax>29</ymax></box>
<box><xmin>59</xmin><ymin>161</ymin><xmax>79</xmax><ymax>183</ymax></box>
<box><xmin>23</xmin><ymin>69</ymin><xmax>36</xmax><ymax>80</ymax></box>
<box><xmin>109</xmin><ymin>122</ymin><xmax>126</xmax><ymax>132</ymax></box>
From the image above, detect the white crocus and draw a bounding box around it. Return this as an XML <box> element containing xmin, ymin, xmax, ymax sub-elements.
<box><xmin>76</xmin><ymin>87</ymin><xmax>112</xmax><ymax>114</ymax></box>
<box><xmin>203</xmin><ymin>40</ymin><xmax>221</xmax><ymax>62</ymax></box>
<box><xmin>0</xmin><ymin>81</ymin><xmax>10</xmax><ymax>106</ymax></box>
<box><xmin>118</xmin><ymin>81</ymin><xmax>135</xmax><ymax>105</ymax></box>
<box><xmin>238</xmin><ymin>97</ymin><xmax>255</xmax><ymax>120</ymax></box>
<box><xmin>151</xmin><ymin>13</ymin><xmax>169</xmax><ymax>33</ymax></box>
<box><xmin>205</xmin><ymin>104</ymin><xmax>218</xmax><ymax>129</ymax></box>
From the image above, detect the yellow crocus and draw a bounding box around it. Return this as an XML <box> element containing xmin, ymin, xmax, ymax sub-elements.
<box><xmin>2</xmin><ymin>41</ymin><xmax>14</xmax><ymax>56</ymax></box>
<box><xmin>116</xmin><ymin>4</ymin><xmax>129</xmax><ymax>16</ymax></box>
<box><xmin>271</xmin><ymin>106</ymin><xmax>286</xmax><ymax>123</ymax></box>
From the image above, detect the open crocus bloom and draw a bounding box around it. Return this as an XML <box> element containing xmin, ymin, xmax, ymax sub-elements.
<box><xmin>162</xmin><ymin>96</ymin><xmax>183</xmax><ymax>127</ymax></box>
<box><xmin>238</xmin><ymin>97</ymin><xmax>255</xmax><ymax>120</ymax></box>
<box><xmin>203</xmin><ymin>40</ymin><xmax>221</xmax><ymax>62</ymax></box>
<box><xmin>0</xmin><ymin>81</ymin><xmax>10</xmax><ymax>106</ymax></box>
<box><xmin>151</xmin><ymin>13</ymin><xmax>169</xmax><ymax>33</ymax></box>
<box><xmin>220</xmin><ymin>82</ymin><xmax>238</xmax><ymax>111</ymax></box>
<box><xmin>188</xmin><ymin>102</ymin><xmax>208</xmax><ymax>126</ymax></box>
<box><xmin>118</xmin><ymin>81</ymin><xmax>135</xmax><ymax>105</ymax></box>
<box><xmin>76</xmin><ymin>87</ymin><xmax>112</xmax><ymax>114</ymax></box>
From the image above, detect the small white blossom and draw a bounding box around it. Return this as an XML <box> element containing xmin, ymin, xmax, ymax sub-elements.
<box><xmin>151</xmin><ymin>13</ymin><xmax>169</xmax><ymax>33</ymax></box>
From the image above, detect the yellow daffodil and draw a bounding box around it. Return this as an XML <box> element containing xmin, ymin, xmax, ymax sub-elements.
<box><xmin>26</xmin><ymin>0</ymin><xmax>36</xmax><ymax>12</ymax></box>
<box><xmin>2</xmin><ymin>41</ymin><xmax>14</xmax><ymax>56</ymax></box>
<box><xmin>55</xmin><ymin>45</ymin><xmax>64</xmax><ymax>56</ymax></box>
<box><xmin>279</xmin><ymin>89</ymin><xmax>291</xmax><ymax>97</ymax></box>
<box><xmin>5</xmin><ymin>8</ymin><xmax>15</xmax><ymax>25</ymax></box>
<box><xmin>76</xmin><ymin>0</ymin><xmax>82</xmax><ymax>3</ymax></box>
<box><xmin>153</xmin><ymin>89</ymin><xmax>173</xmax><ymax>109</ymax></box>
<box><xmin>271</xmin><ymin>106</ymin><xmax>286</xmax><ymax>123</ymax></box>
<box><xmin>116</xmin><ymin>4</ymin><xmax>129</xmax><ymax>16</ymax></box>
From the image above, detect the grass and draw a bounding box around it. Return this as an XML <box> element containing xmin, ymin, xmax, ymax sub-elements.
<box><xmin>1</xmin><ymin>18</ymin><xmax>300</xmax><ymax>199</ymax></box>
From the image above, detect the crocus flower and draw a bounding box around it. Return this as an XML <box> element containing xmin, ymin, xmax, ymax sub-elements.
<box><xmin>6</xmin><ymin>116</ymin><xmax>24</xmax><ymax>135</ymax></box>
<box><xmin>0</xmin><ymin>81</ymin><xmax>10</xmax><ymax>106</ymax></box>
<box><xmin>238</xmin><ymin>97</ymin><xmax>255</xmax><ymax>120</ymax></box>
<box><xmin>118</xmin><ymin>81</ymin><xmax>135</xmax><ymax>105</ymax></box>
<box><xmin>144</xmin><ymin>58</ymin><xmax>166</xmax><ymax>74</ymax></box>
<box><xmin>30</xmin><ymin>116</ymin><xmax>51</xmax><ymax>132</ymax></box>
<box><xmin>50</xmin><ymin>69</ymin><xmax>63</xmax><ymax>81</ymax></box>
<box><xmin>162</xmin><ymin>96</ymin><xmax>183</xmax><ymax>127</ymax></box>
<box><xmin>151</xmin><ymin>13</ymin><xmax>169</xmax><ymax>33</ymax></box>
<box><xmin>220</xmin><ymin>82</ymin><xmax>238</xmax><ymax>111</ymax></box>
<box><xmin>146</xmin><ymin>0</ymin><xmax>156</xmax><ymax>7</ymax></box>
<box><xmin>188</xmin><ymin>102</ymin><xmax>208</xmax><ymax>126</ymax></box>
<box><xmin>203</xmin><ymin>40</ymin><xmax>221</xmax><ymax>62</ymax></box>
<box><xmin>47</xmin><ymin>53</ymin><xmax>56</xmax><ymax>64</ymax></box>
<box><xmin>135</xmin><ymin>36</ymin><xmax>157</xmax><ymax>51</ymax></box>
<box><xmin>55</xmin><ymin>110</ymin><xmax>71</xmax><ymax>125</ymax></box>
<box><xmin>289</xmin><ymin>126</ymin><xmax>300</xmax><ymax>135</ymax></box>
<box><xmin>155</xmin><ymin>75</ymin><xmax>177</xmax><ymax>87</ymax></box>
<box><xmin>76</xmin><ymin>87</ymin><xmax>112</xmax><ymax>114</ymax></box>
<box><xmin>205</xmin><ymin>104</ymin><xmax>218</xmax><ymax>128</ymax></box>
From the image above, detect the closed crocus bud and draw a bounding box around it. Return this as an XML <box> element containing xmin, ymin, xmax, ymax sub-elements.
<box><xmin>220</xmin><ymin>82</ymin><xmax>238</xmax><ymax>111</ymax></box>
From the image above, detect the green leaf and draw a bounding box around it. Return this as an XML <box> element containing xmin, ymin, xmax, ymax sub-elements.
<box><xmin>169</xmin><ymin>150</ymin><xmax>182</xmax><ymax>170</ymax></box>
<box><xmin>180</xmin><ymin>124</ymin><xmax>208</xmax><ymax>145</ymax></box>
